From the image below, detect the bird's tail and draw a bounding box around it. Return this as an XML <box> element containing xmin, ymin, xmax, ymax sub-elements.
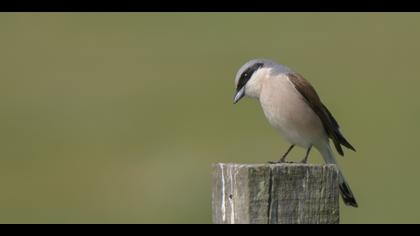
<box><xmin>319</xmin><ymin>144</ymin><xmax>358</xmax><ymax>208</ymax></box>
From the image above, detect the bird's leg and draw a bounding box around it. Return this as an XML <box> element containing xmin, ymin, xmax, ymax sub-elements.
<box><xmin>300</xmin><ymin>145</ymin><xmax>312</xmax><ymax>164</ymax></box>
<box><xmin>269</xmin><ymin>144</ymin><xmax>295</xmax><ymax>164</ymax></box>
<box><xmin>280</xmin><ymin>144</ymin><xmax>295</xmax><ymax>163</ymax></box>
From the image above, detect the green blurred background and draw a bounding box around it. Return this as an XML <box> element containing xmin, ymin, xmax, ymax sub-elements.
<box><xmin>0</xmin><ymin>13</ymin><xmax>419</xmax><ymax>224</ymax></box>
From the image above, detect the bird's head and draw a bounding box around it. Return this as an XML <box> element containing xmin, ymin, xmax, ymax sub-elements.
<box><xmin>233</xmin><ymin>59</ymin><xmax>267</xmax><ymax>104</ymax></box>
<box><xmin>233</xmin><ymin>59</ymin><xmax>292</xmax><ymax>104</ymax></box>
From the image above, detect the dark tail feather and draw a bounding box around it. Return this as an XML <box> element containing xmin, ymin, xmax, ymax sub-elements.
<box><xmin>321</xmin><ymin>144</ymin><xmax>358</xmax><ymax>208</ymax></box>
<box><xmin>339</xmin><ymin>181</ymin><xmax>358</xmax><ymax>208</ymax></box>
<box><xmin>337</xmin><ymin>130</ymin><xmax>356</xmax><ymax>152</ymax></box>
<box><xmin>322</xmin><ymin>104</ymin><xmax>356</xmax><ymax>154</ymax></box>
<box><xmin>332</xmin><ymin>138</ymin><xmax>344</xmax><ymax>156</ymax></box>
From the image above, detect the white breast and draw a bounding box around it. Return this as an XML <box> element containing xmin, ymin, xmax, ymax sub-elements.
<box><xmin>259</xmin><ymin>74</ymin><xmax>327</xmax><ymax>148</ymax></box>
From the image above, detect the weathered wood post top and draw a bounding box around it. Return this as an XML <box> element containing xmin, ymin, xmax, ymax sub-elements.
<box><xmin>212</xmin><ymin>163</ymin><xmax>340</xmax><ymax>224</ymax></box>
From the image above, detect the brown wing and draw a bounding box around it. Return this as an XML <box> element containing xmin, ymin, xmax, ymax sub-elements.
<box><xmin>287</xmin><ymin>73</ymin><xmax>355</xmax><ymax>156</ymax></box>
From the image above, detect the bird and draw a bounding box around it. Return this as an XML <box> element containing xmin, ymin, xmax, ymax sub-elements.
<box><xmin>233</xmin><ymin>58</ymin><xmax>358</xmax><ymax>208</ymax></box>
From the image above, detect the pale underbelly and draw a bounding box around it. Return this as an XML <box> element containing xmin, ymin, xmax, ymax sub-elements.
<box><xmin>259</xmin><ymin>78</ymin><xmax>326</xmax><ymax>148</ymax></box>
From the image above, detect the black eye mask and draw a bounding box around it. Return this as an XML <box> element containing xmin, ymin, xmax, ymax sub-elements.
<box><xmin>236</xmin><ymin>62</ymin><xmax>264</xmax><ymax>92</ymax></box>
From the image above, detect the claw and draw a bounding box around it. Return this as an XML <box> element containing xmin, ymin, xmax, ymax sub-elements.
<box><xmin>268</xmin><ymin>160</ymin><xmax>283</xmax><ymax>164</ymax></box>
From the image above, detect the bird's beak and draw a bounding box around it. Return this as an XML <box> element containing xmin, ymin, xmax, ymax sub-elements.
<box><xmin>233</xmin><ymin>87</ymin><xmax>245</xmax><ymax>104</ymax></box>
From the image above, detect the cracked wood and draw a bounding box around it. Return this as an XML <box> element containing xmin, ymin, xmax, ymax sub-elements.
<box><xmin>212</xmin><ymin>163</ymin><xmax>340</xmax><ymax>224</ymax></box>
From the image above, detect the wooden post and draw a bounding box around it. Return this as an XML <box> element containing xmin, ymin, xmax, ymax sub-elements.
<box><xmin>212</xmin><ymin>163</ymin><xmax>340</xmax><ymax>224</ymax></box>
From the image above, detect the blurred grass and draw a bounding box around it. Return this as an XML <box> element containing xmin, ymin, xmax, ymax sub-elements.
<box><xmin>0</xmin><ymin>13</ymin><xmax>419</xmax><ymax>223</ymax></box>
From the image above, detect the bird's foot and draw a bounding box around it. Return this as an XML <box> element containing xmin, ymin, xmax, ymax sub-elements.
<box><xmin>299</xmin><ymin>146</ymin><xmax>312</xmax><ymax>164</ymax></box>
<box><xmin>268</xmin><ymin>156</ymin><xmax>287</xmax><ymax>164</ymax></box>
<box><xmin>268</xmin><ymin>160</ymin><xmax>297</xmax><ymax>164</ymax></box>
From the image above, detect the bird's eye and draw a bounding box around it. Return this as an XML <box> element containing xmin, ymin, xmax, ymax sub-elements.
<box><xmin>244</xmin><ymin>73</ymin><xmax>248</xmax><ymax>77</ymax></box>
